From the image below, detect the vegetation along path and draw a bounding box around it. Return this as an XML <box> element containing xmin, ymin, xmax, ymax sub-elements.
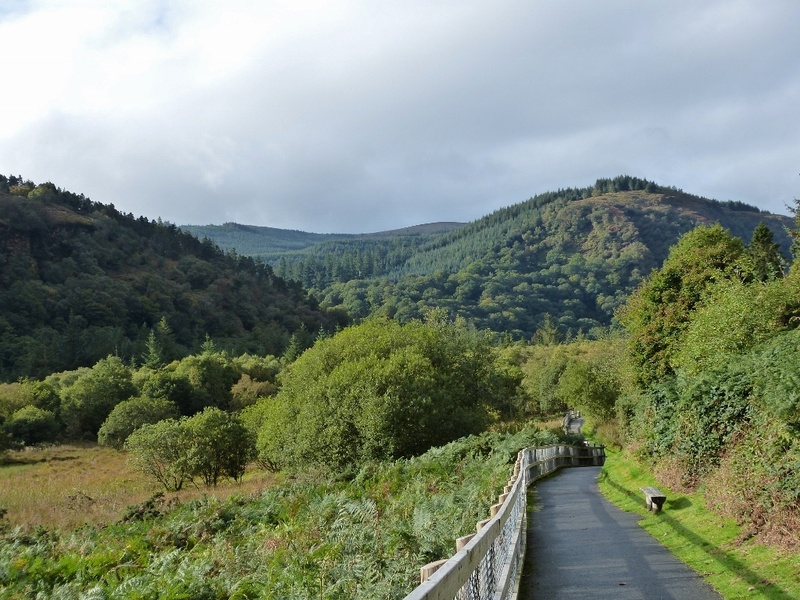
<box><xmin>520</xmin><ymin>466</ymin><xmax>721</xmax><ymax>599</ymax></box>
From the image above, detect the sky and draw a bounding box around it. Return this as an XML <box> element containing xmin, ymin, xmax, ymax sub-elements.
<box><xmin>1</xmin><ymin>1</ymin><xmax>799</xmax><ymax>234</ymax></box>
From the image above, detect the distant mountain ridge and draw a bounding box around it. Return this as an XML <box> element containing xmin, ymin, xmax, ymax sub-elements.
<box><xmin>185</xmin><ymin>175</ymin><xmax>793</xmax><ymax>341</ymax></box>
<box><xmin>1</xmin><ymin>173</ymin><xmax>792</xmax><ymax>378</ymax></box>
<box><xmin>180</xmin><ymin>221</ymin><xmax>466</xmax><ymax>261</ymax></box>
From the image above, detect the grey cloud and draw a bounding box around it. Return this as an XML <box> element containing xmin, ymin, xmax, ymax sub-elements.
<box><xmin>2</xmin><ymin>0</ymin><xmax>800</xmax><ymax>232</ymax></box>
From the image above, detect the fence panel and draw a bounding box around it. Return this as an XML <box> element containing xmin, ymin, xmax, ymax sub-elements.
<box><xmin>404</xmin><ymin>444</ymin><xmax>605</xmax><ymax>600</ymax></box>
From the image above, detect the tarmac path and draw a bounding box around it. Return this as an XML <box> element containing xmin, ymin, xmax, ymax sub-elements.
<box><xmin>518</xmin><ymin>466</ymin><xmax>722</xmax><ymax>600</ymax></box>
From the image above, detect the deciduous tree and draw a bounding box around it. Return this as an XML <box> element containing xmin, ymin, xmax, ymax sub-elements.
<box><xmin>618</xmin><ymin>225</ymin><xmax>746</xmax><ymax>386</ymax></box>
<box><xmin>258</xmin><ymin>318</ymin><xmax>513</xmax><ymax>473</ymax></box>
<box><xmin>60</xmin><ymin>356</ymin><xmax>137</xmax><ymax>438</ymax></box>
<box><xmin>98</xmin><ymin>396</ymin><xmax>179</xmax><ymax>449</ymax></box>
<box><xmin>125</xmin><ymin>419</ymin><xmax>190</xmax><ymax>491</ymax></box>
<box><xmin>3</xmin><ymin>405</ymin><xmax>59</xmax><ymax>445</ymax></box>
<box><xmin>183</xmin><ymin>407</ymin><xmax>256</xmax><ymax>486</ymax></box>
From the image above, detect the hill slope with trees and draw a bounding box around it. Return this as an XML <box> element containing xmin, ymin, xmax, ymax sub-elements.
<box><xmin>189</xmin><ymin>176</ymin><xmax>793</xmax><ymax>340</ymax></box>
<box><xmin>0</xmin><ymin>175</ymin><xmax>347</xmax><ymax>382</ymax></box>
<box><xmin>180</xmin><ymin>221</ymin><xmax>465</xmax><ymax>262</ymax></box>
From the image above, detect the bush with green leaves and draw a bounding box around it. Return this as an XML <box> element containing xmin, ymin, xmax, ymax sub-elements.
<box><xmin>229</xmin><ymin>374</ymin><xmax>276</xmax><ymax>410</ymax></box>
<box><xmin>125</xmin><ymin>419</ymin><xmax>190</xmax><ymax>491</ymax></box>
<box><xmin>519</xmin><ymin>344</ymin><xmax>570</xmax><ymax>416</ymax></box>
<box><xmin>97</xmin><ymin>396</ymin><xmax>180</xmax><ymax>449</ymax></box>
<box><xmin>171</xmin><ymin>349</ymin><xmax>241</xmax><ymax>412</ymax></box>
<box><xmin>232</xmin><ymin>353</ymin><xmax>282</xmax><ymax>382</ymax></box>
<box><xmin>59</xmin><ymin>356</ymin><xmax>138</xmax><ymax>438</ymax></box>
<box><xmin>258</xmin><ymin>317</ymin><xmax>516</xmax><ymax>473</ymax></box>
<box><xmin>240</xmin><ymin>398</ymin><xmax>279</xmax><ymax>471</ymax></box>
<box><xmin>2</xmin><ymin>405</ymin><xmax>59</xmax><ymax>445</ymax></box>
<box><xmin>125</xmin><ymin>408</ymin><xmax>256</xmax><ymax>490</ymax></box>
<box><xmin>555</xmin><ymin>355</ymin><xmax>620</xmax><ymax>422</ymax></box>
<box><xmin>618</xmin><ymin>224</ymin><xmax>746</xmax><ymax>386</ymax></box>
<box><xmin>135</xmin><ymin>368</ymin><xmax>197</xmax><ymax>415</ymax></box>
<box><xmin>183</xmin><ymin>407</ymin><xmax>256</xmax><ymax>486</ymax></box>
<box><xmin>519</xmin><ymin>337</ymin><xmax>625</xmax><ymax>420</ymax></box>
<box><xmin>0</xmin><ymin>380</ymin><xmax>60</xmax><ymax>424</ymax></box>
<box><xmin>698</xmin><ymin>331</ymin><xmax>800</xmax><ymax>542</ymax></box>
<box><xmin>631</xmin><ymin>359</ymin><xmax>756</xmax><ymax>484</ymax></box>
<box><xmin>672</xmin><ymin>277</ymin><xmax>798</xmax><ymax>376</ymax></box>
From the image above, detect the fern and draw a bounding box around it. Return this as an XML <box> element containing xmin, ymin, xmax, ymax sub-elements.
<box><xmin>1</xmin><ymin>428</ymin><xmax>551</xmax><ymax>599</ymax></box>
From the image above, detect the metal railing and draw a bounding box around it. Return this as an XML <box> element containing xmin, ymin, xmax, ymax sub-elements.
<box><xmin>404</xmin><ymin>444</ymin><xmax>605</xmax><ymax>600</ymax></box>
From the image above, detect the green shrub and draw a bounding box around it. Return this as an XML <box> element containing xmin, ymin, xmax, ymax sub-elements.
<box><xmin>125</xmin><ymin>419</ymin><xmax>190</xmax><ymax>491</ymax></box>
<box><xmin>3</xmin><ymin>405</ymin><xmax>59</xmax><ymax>445</ymax></box>
<box><xmin>97</xmin><ymin>396</ymin><xmax>180</xmax><ymax>449</ymax></box>
<box><xmin>183</xmin><ymin>407</ymin><xmax>256</xmax><ymax>486</ymax></box>
<box><xmin>257</xmin><ymin>318</ymin><xmax>513</xmax><ymax>474</ymax></box>
<box><xmin>125</xmin><ymin>408</ymin><xmax>257</xmax><ymax>490</ymax></box>
<box><xmin>60</xmin><ymin>356</ymin><xmax>137</xmax><ymax>438</ymax></box>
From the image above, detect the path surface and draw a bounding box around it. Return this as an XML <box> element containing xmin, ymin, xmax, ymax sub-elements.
<box><xmin>567</xmin><ymin>416</ymin><xmax>583</xmax><ymax>434</ymax></box>
<box><xmin>519</xmin><ymin>466</ymin><xmax>721</xmax><ymax>600</ymax></box>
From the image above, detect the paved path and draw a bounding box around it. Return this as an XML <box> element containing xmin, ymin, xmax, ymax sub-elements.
<box><xmin>567</xmin><ymin>416</ymin><xmax>583</xmax><ymax>435</ymax></box>
<box><xmin>519</xmin><ymin>466</ymin><xmax>721</xmax><ymax>600</ymax></box>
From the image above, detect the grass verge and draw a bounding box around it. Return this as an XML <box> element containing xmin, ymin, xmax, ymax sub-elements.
<box><xmin>597</xmin><ymin>447</ymin><xmax>799</xmax><ymax>600</ymax></box>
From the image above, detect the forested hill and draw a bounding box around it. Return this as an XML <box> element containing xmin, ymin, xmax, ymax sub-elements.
<box><xmin>0</xmin><ymin>176</ymin><xmax>348</xmax><ymax>382</ymax></box>
<box><xmin>180</xmin><ymin>221</ymin><xmax>466</xmax><ymax>262</ymax></box>
<box><xmin>190</xmin><ymin>176</ymin><xmax>793</xmax><ymax>341</ymax></box>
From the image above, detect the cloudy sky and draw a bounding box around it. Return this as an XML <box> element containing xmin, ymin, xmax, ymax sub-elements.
<box><xmin>1</xmin><ymin>1</ymin><xmax>799</xmax><ymax>233</ymax></box>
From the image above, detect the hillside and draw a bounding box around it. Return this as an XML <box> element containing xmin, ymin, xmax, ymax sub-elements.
<box><xmin>0</xmin><ymin>178</ymin><xmax>347</xmax><ymax>382</ymax></box>
<box><xmin>190</xmin><ymin>176</ymin><xmax>793</xmax><ymax>340</ymax></box>
<box><xmin>180</xmin><ymin>221</ymin><xmax>465</xmax><ymax>263</ymax></box>
<box><xmin>2</xmin><ymin>173</ymin><xmax>791</xmax><ymax>382</ymax></box>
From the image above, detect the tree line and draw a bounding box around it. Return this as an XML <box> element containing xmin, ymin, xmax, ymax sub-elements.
<box><xmin>245</xmin><ymin>176</ymin><xmax>787</xmax><ymax>342</ymax></box>
<box><xmin>508</xmin><ymin>218</ymin><xmax>798</xmax><ymax>547</ymax></box>
<box><xmin>1</xmin><ymin>315</ymin><xmax>522</xmax><ymax>489</ymax></box>
<box><xmin>0</xmin><ymin>176</ymin><xmax>347</xmax><ymax>381</ymax></box>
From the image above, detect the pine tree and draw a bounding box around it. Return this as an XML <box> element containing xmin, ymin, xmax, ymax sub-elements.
<box><xmin>143</xmin><ymin>331</ymin><xmax>165</xmax><ymax>369</ymax></box>
<box><xmin>788</xmin><ymin>197</ymin><xmax>800</xmax><ymax>260</ymax></box>
<box><xmin>747</xmin><ymin>222</ymin><xmax>784</xmax><ymax>281</ymax></box>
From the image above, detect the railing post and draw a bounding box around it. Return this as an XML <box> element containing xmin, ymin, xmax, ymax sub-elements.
<box><xmin>456</xmin><ymin>533</ymin><xmax>474</xmax><ymax>551</ymax></box>
<box><xmin>420</xmin><ymin>559</ymin><xmax>448</xmax><ymax>583</ymax></box>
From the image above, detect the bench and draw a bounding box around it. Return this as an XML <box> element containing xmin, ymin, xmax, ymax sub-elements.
<box><xmin>640</xmin><ymin>486</ymin><xmax>666</xmax><ymax>513</ymax></box>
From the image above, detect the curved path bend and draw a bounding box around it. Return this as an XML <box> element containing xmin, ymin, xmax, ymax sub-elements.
<box><xmin>519</xmin><ymin>466</ymin><xmax>721</xmax><ymax>600</ymax></box>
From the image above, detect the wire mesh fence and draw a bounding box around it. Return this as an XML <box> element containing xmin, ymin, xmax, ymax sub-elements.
<box><xmin>405</xmin><ymin>443</ymin><xmax>605</xmax><ymax>600</ymax></box>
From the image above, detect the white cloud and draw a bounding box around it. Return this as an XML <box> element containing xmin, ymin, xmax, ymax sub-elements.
<box><xmin>1</xmin><ymin>0</ymin><xmax>799</xmax><ymax>232</ymax></box>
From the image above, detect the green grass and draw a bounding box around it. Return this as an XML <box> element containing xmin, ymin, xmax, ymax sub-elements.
<box><xmin>598</xmin><ymin>448</ymin><xmax>799</xmax><ymax>600</ymax></box>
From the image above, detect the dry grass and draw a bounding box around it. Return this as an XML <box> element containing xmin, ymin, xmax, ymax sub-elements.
<box><xmin>0</xmin><ymin>444</ymin><xmax>277</xmax><ymax>531</ymax></box>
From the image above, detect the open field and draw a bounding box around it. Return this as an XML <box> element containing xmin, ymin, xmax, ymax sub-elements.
<box><xmin>598</xmin><ymin>448</ymin><xmax>800</xmax><ymax>600</ymax></box>
<box><xmin>0</xmin><ymin>444</ymin><xmax>276</xmax><ymax>531</ymax></box>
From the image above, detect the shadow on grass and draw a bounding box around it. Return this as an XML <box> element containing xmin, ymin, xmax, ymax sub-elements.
<box><xmin>600</xmin><ymin>472</ymin><xmax>793</xmax><ymax>600</ymax></box>
<box><xmin>0</xmin><ymin>453</ymin><xmax>78</xmax><ymax>467</ymax></box>
<box><xmin>667</xmin><ymin>496</ymin><xmax>692</xmax><ymax>510</ymax></box>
